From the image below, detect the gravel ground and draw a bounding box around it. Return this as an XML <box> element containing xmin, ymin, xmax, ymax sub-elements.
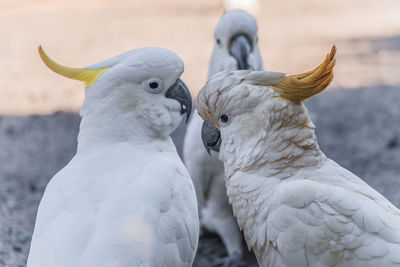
<box><xmin>0</xmin><ymin>85</ymin><xmax>399</xmax><ymax>266</ymax></box>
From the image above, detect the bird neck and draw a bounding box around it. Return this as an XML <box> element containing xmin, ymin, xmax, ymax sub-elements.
<box><xmin>221</xmin><ymin>101</ymin><xmax>327</xmax><ymax>180</ymax></box>
<box><xmin>76</xmin><ymin>101</ymin><xmax>168</xmax><ymax>151</ymax></box>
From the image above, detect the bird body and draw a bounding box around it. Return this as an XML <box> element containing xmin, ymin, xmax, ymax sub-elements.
<box><xmin>228</xmin><ymin>157</ymin><xmax>400</xmax><ymax>266</ymax></box>
<box><xmin>28</xmin><ymin>47</ymin><xmax>198</xmax><ymax>267</ymax></box>
<box><xmin>183</xmin><ymin>10</ymin><xmax>262</xmax><ymax>261</ymax></box>
<box><xmin>29</xmin><ymin>140</ymin><xmax>198</xmax><ymax>267</ymax></box>
<box><xmin>197</xmin><ymin>47</ymin><xmax>400</xmax><ymax>266</ymax></box>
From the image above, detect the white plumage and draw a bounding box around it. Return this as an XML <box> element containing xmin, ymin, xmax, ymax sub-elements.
<box><xmin>183</xmin><ymin>9</ymin><xmax>262</xmax><ymax>263</ymax></box>
<box><xmin>196</xmin><ymin>48</ymin><xmax>400</xmax><ymax>266</ymax></box>
<box><xmin>28</xmin><ymin>47</ymin><xmax>199</xmax><ymax>267</ymax></box>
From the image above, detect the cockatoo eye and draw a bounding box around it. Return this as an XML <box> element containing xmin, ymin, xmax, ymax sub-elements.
<box><xmin>149</xmin><ymin>82</ymin><xmax>158</xmax><ymax>89</ymax></box>
<box><xmin>216</xmin><ymin>38</ymin><xmax>221</xmax><ymax>45</ymax></box>
<box><xmin>219</xmin><ymin>114</ymin><xmax>231</xmax><ymax>126</ymax></box>
<box><xmin>143</xmin><ymin>78</ymin><xmax>163</xmax><ymax>93</ymax></box>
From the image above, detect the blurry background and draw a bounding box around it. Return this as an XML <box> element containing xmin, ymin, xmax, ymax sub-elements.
<box><xmin>0</xmin><ymin>0</ymin><xmax>400</xmax><ymax>266</ymax></box>
<box><xmin>1</xmin><ymin>0</ymin><xmax>400</xmax><ymax>114</ymax></box>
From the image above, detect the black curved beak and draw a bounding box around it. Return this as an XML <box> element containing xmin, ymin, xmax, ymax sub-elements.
<box><xmin>166</xmin><ymin>79</ymin><xmax>192</xmax><ymax>123</ymax></box>
<box><xmin>201</xmin><ymin>121</ymin><xmax>221</xmax><ymax>155</ymax></box>
<box><xmin>229</xmin><ymin>34</ymin><xmax>252</xmax><ymax>70</ymax></box>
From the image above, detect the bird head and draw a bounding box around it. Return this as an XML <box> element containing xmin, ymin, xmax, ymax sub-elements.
<box><xmin>202</xmin><ymin>9</ymin><xmax>263</xmax><ymax>155</ymax></box>
<box><xmin>198</xmin><ymin>46</ymin><xmax>336</xmax><ymax>165</ymax></box>
<box><xmin>209</xmin><ymin>9</ymin><xmax>263</xmax><ymax>78</ymax></box>
<box><xmin>38</xmin><ymin>46</ymin><xmax>192</xmax><ymax>140</ymax></box>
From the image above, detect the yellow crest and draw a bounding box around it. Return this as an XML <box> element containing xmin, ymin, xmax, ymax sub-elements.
<box><xmin>271</xmin><ymin>45</ymin><xmax>336</xmax><ymax>104</ymax></box>
<box><xmin>38</xmin><ymin>46</ymin><xmax>109</xmax><ymax>87</ymax></box>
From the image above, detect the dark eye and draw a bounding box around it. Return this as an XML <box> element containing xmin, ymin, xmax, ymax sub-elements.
<box><xmin>149</xmin><ymin>81</ymin><xmax>159</xmax><ymax>89</ymax></box>
<box><xmin>143</xmin><ymin>78</ymin><xmax>163</xmax><ymax>93</ymax></box>
<box><xmin>220</xmin><ymin>114</ymin><xmax>229</xmax><ymax>124</ymax></box>
<box><xmin>216</xmin><ymin>38</ymin><xmax>221</xmax><ymax>45</ymax></box>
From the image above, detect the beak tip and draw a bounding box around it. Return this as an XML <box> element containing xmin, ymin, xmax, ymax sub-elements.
<box><xmin>201</xmin><ymin>121</ymin><xmax>221</xmax><ymax>154</ymax></box>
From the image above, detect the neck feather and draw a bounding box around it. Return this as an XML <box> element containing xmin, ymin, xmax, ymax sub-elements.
<box><xmin>77</xmin><ymin>101</ymin><xmax>159</xmax><ymax>151</ymax></box>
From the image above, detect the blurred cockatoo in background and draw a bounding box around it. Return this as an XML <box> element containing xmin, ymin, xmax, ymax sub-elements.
<box><xmin>183</xmin><ymin>9</ymin><xmax>262</xmax><ymax>266</ymax></box>
<box><xmin>198</xmin><ymin>46</ymin><xmax>400</xmax><ymax>266</ymax></box>
<box><xmin>27</xmin><ymin>46</ymin><xmax>199</xmax><ymax>267</ymax></box>
<box><xmin>223</xmin><ymin>0</ymin><xmax>260</xmax><ymax>14</ymax></box>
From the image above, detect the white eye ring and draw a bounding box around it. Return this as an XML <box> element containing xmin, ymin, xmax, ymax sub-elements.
<box><xmin>219</xmin><ymin>114</ymin><xmax>232</xmax><ymax>126</ymax></box>
<box><xmin>143</xmin><ymin>78</ymin><xmax>163</xmax><ymax>93</ymax></box>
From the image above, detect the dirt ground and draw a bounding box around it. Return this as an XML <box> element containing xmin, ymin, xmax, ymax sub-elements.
<box><xmin>0</xmin><ymin>0</ymin><xmax>400</xmax><ymax>266</ymax></box>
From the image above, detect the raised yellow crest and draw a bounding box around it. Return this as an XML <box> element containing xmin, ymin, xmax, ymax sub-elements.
<box><xmin>271</xmin><ymin>46</ymin><xmax>336</xmax><ymax>104</ymax></box>
<box><xmin>38</xmin><ymin>46</ymin><xmax>109</xmax><ymax>87</ymax></box>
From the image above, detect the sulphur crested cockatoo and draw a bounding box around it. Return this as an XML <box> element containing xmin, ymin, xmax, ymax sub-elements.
<box><xmin>27</xmin><ymin>46</ymin><xmax>199</xmax><ymax>267</ymax></box>
<box><xmin>198</xmin><ymin>46</ymin><xmax>400</xmax><ymax>266</ymax></box>
<box><xmin>183</xmin><ymin>9</ymin><xmax>262</xmax><ymax>265</ymax></box>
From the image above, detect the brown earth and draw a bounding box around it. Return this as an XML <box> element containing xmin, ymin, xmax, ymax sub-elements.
<box><xmin>0</xmin><ymin>0</ymin><xmax>399</xmax><ymax>115</ymax></box>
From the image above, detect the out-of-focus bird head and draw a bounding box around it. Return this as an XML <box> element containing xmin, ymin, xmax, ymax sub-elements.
<box><xmin>198</xmin><ymin>46</ymin><xmax>336</xmax><ymax>171</ymax></box>
<box><xmin>209</xmin><ymin>9</ymin><xmax>263</xmax><ymax>78</ymax></box>
<box><xmin>202</xmin><ymin>9</ymin><xmax>263</xmax><ymax>156</ymax></box>
<box><xmin>38</xmin><ymin>46</ymin><xmax>191</xmax><ymax>141</ymax></box>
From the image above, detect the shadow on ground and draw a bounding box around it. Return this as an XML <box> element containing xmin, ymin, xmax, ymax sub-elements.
<box><xmin>0</xmin><ymin>85</ymin><xmax>400</xmax><ymax>266</ymax></box>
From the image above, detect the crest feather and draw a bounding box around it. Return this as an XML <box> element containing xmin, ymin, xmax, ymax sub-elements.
<box><xmin>270</xmin><ymin>45</ymin><xmax>336</xmax><ymax>103</ymax></box>
<box><xmin>38</xmin><ymin>46</ymin><xmax>109</xmax><ymax>87</ymax></box>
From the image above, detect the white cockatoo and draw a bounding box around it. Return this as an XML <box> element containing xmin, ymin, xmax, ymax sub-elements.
<box><xmin>27</xmin><ymin>46</ymin><xmax>199</xmax><ymax>267</ymax></box>
<box><xmin>197</xmin><ymin>46</ymin><xmax>400</xmax><ymax>266</ymax></box>
<box><xmin>183</xmin><ymin>9</ymin><xmax>262</xmax><ymax>265</ymax></box>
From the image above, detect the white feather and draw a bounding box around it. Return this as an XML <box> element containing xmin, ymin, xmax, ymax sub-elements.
<box><xmin>28</xmin><ymin>48</ymin><xmax>199</xmax><ymax>267</ymax></box>
<box><xmin>196</xmin><ymin>70</ymin><xmax>400</xmax><ymax>266</ymax></box>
